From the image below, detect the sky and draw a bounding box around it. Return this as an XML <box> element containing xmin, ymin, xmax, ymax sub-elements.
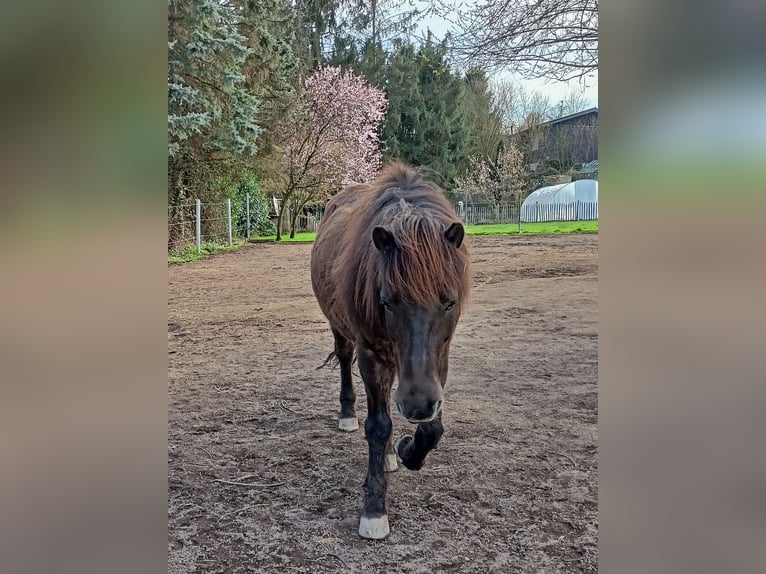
<box><xmin>413</xmin><ymin>2</ymin><xmax>598</xmax><ymax>108</ymax></box>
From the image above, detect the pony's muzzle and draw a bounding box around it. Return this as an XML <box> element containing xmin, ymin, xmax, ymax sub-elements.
<box><xmin>395</xmin><ymin>396</ymin><xmax>443</xmax><ymax>424</ymax></box>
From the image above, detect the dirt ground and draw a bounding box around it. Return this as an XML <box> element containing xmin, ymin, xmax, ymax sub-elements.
<box><xmin>168</xmin><ymin>233</ymin><xmax>598</xmax><ymax>573</ymax></box>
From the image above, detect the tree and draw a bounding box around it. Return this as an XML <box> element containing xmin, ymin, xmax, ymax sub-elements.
<box><xmin>381</xmin><ymin>36</ymin><xmax>469</xmax><ymax>186</ymax></box>
<box><xmin>268</xmin><ymin>66</ymin><xmax>387</xmax><ymax>239</ymax></box>
<box><xmin>463</xmin><ymin>67</ymin><xmax>504</xmax><ymax>165</ymax></box>
<box><xmin>442</xmin><ymin>0</ymin><xmax>598</xmax><ymax>82</ymax></box>
<box><xmin>168</xmin><ymin>0</ymin><xmax>261</xmax><ymax>196</ymax></box>
<box><xmin>491</xmin><ymin>79</ymin><xmax>553</xmax><ymax>135</ymax></box>
<box><xmin>237</xmin><ymin>0</ymin><xmax>300</xmax><ymax>156</ymax></box>
<box><xmin>455</xmin><ymin>142</ymin><xmax>528</xmax><ymax>207</ymax></box>
<box><xmin>338</xmin><ymin>0</ymin><xmax>423</xmax><ymax>81</ymax></box>
<box><xmin>168</xmin><ymin>0</ymin><xmax>265</xmax><ymax>250</ymax></box>
<box><xmin>556</xmin><ymin>88</ymin><xmax>593</xmax><ymax>117</ymax></box>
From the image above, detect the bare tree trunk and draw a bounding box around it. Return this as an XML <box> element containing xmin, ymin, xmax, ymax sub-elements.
<box><xmin>276</xmin><ymin>194</ymin><xmax>288</xmax><ymax>241</ymax></box>
<box><xmin>289</xmin><ymin>207</ymin><xmax>299</xmax><ymax>239</ymax></box>
<box><xmin>289</xmin><ymin>195</ymin><xmax>315</xmax><ymax>239</ymax></box>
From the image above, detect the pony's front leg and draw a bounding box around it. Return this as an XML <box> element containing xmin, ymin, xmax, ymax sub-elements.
<box><xmin>357</xmin><ymin>345</ymin><xmax>394</xmax><ymax>539</ymax></box>
<box><xmin>394</xmin><ymin>413</ymin><xmax>444</xmax><ymax>471</ymax></box>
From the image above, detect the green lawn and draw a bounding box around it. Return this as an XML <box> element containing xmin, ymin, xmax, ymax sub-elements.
<box><xmin>251</xmin><ymin>232</ymin><xmax>317</xmax><ymax>243</ymax></box>
<box><xmin>253</xmin><ymin>219</ymin><xmax>598</xmax><ymax>243</ymax></box>
<box><xmin>171</xmin><ymin>220</ymin><xmax>598</xmax><ymax>262</ymax></box>
<box><xmin>466</xmin><ymin>220</ymin><xmax>598</xmax><ymax>235</ymax></box>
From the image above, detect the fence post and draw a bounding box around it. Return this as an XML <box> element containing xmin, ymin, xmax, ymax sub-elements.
<box><xmin>245</xmin><ymin>193</ymin><xmax>250</xmax><ymax>240</ymax></box>
<box><xmin>195</xmin><ymin>199</ymin><xmax>201</xmax><ymax>253</ymax></box>
<box><xmin>226</xmin><ymin>198</ymin><xmax>233</xmax><ymax>246</ymax></box>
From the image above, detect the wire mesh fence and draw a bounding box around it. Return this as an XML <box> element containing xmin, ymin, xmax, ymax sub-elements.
<box><xmin>169</xmin><ymin>196</ymin><xmax>598</xmax><ymax>254</ymax></box>
<box><xmin>168</xmin><ymin>196</ymin><xmax>324</xmax><ymax>254</ymax></box>
<box><xmin>168</xmin><ymin>199</ymin><xmax>236</xmax><ymax>254</ymax></box>
<box><xmin>454</xmin><ymin>201</ymin><xmax>598</xmax><ymax>225</ymax></box>
<box><xmin>454</xmin><ymin>202</ymin><xmax>521</xmax><ymax>226</ymax></box>
<box><xmin>167</xmin><ymin>203</ymin><xmax>199</xmax><ymax>253</ymax></box>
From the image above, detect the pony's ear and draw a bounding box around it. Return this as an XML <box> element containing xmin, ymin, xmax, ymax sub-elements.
<box><xmin>444</xmin><ymin>222</ymin><xmax>465</xmax><ymax>248</ymax></box>
<box><xmin>372</xmin><ymin>226</ymin><xmax>396</xmax><ymax>252</ymax></box>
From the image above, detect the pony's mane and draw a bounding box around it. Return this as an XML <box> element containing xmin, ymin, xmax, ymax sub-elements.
<box><xmin>345</xmin><ymin>163</ymin><xmax>471</xmax><ymax>327</ymax></box>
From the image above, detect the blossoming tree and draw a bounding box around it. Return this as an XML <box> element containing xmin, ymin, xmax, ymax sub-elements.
<box><xmin>269</xmin><ymin>66</ymin><xmax>387</xmax><ymax>239</ymax></box>
<box><xmin>455</xmin><ymin>143</ymin><xmax>528</xmax><ymax>207</ymax></box>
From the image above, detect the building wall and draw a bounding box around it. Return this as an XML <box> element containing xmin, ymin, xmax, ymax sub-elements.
<box><xmin>529</xmin><ymin>111</ymin><xmax>598</xmax><ymax>170</ymax></box>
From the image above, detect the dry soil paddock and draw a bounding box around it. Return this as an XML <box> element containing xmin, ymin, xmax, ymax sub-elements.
<box><xmin>168</xmin><ymin>233</ymin><xmax>598</xmax><ymax>573</ymax></box>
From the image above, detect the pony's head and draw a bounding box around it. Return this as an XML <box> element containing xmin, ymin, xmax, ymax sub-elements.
<box><xmin>371</xmin><ymin>210</ymin><xmax>469</xmax><ymax>423</ymax></box>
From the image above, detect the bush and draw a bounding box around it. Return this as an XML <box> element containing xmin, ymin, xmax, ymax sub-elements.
<box><xmin>228</xmin><ymin>172</ymin><xmax>275</xmax><ymax>237</ymax></box>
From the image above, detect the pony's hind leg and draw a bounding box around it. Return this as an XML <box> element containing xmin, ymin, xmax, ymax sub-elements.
<box><xmin>333</xmin><ymin>329</ymin><xmax>358</xmax><ymax>432</ymax></box>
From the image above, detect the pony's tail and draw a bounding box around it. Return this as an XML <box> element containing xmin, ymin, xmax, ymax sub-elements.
<box><xmin>315</xmin><ymin>349</ymin><xmax>358</xmax><ymax>372</ymax></box>
<box><xmin>317</xmin><ymin>350</ymin><xmax>338</xmax><ymax>370</ymax></box>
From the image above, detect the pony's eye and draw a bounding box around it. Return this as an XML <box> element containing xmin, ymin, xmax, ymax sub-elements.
<box><xmin>445</xmin><ymin>300</ymin><xmax>457</xmax><ymax>311</ymax></box>
<box><xmin>381</xmin><ymin>300</ymin><xmax>392</xmax><ymax>311</ymax></box>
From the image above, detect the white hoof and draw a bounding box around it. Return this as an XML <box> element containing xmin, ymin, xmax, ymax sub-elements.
<box><xmin>338</xmin><ymin>417</ymin><xmax>359</xmax><ymax>432</ymax></box>
<box><xmin>384</xmin><ymin>453</ymin><xmax>398</xmax><ymax>472</ymax></box>
<box><xmin>358</xmin><ymin>515</ymin><xmax>390</xmax><ymax>539</ymax></box>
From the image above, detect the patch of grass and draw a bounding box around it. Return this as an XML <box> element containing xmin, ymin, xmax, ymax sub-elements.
<box><xmin>168</xmin><ymin>239</ymin><xmax>247</xmax><ymax>264</ymax></box>
<box><xmin>251</xmin><ymin>232</ymin><xmax>317</xmax><ymax>243</ymax></box>
<box><xmin>466</xmin><ymin>220</ymin><xmax>598</xmax><ymax>235</ymax></box>
<box><xmin>238</xmin><ymin>220</ymin><xmax>598</xmax><ymax>247</ymax></box>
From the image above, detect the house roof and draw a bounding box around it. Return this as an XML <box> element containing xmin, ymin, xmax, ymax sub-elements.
<box><xmin>545</xmin><ymin>107</ymin><xmax>598</xmax><ymax>126</ymax></box>
<box><xmin>512</xmin><ymin>107</ymin><xmax>598</xmax><ymax>137</ymax></box>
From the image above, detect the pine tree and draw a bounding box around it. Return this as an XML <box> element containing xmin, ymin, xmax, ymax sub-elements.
<box><xmin>463</xmin><ymin>67</ymin><xmax>503</xmax><ymax>165</ymax></box>
<box><xmin>381</xmin><ymin>36</ymin><xmax>469</xmax><ymax>186</ymax></box>
<box><xmin>168</xmin><ymin>0</ymin><xmax>261</xmax><ymax>208</ymax></box>
<box><xmin>380</xmin><ymin>40</ymin><xmax>423</xmax><ymax>163</ymax></box>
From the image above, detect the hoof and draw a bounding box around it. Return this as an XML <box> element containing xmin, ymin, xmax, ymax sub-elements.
<box><xmin>358</xmin><ymin>515</ymin><xmax>390</xmax><ymax>540</ymax></box>
<box><xmin>338</xmin><ymin>417</ymin><xmax>359</xmax><ymax>432</ymax></box>
<box><xmin>384</xmin><ymin>453</ymin><xmax>398</xmax><ymax>472</ymax></box>
<box><xmin>394</xmin><ymin>436</ymin><xmax>411</xmax><ymax>458</ymax></box>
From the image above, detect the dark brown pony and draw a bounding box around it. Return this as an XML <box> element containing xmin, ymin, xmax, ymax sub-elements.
<box><xmin>310</xmin><ymin>162</ymin><xmax>471</xmax><ymax>539</ymax></box>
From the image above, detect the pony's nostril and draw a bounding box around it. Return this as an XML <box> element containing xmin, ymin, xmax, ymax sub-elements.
<box><xmin>433</xmin><ymin>399</ymin><xmax>443</xmax><ymax>415</ymax></box>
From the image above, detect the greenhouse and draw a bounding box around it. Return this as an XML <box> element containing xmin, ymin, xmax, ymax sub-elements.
<box><xmin>521</xmin><ymin>179</ymin><xmax>598</xmax><ymax>222</ymax></box>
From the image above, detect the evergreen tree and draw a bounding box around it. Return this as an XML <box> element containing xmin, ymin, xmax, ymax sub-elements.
<box><xmin>291</xmin><ymin>0</ymin><xmax>342</xmax><ymax>70</ymax></box>
<box><xmin>238</xmin><ymin>0</ymin><xmax>300</xmax><ymax>158</ymax></box>
<box><xmin>380</xmin><ymin>40</ymin><xmax>422</xmax><ymax>162</ymax></box>
<box><xmin>168</xmin><ymin>0</ymin><xmax>261</xmax><ymax>207</ymax></box>
<box><xmin>381</xmin><ymin>36</ymin><xmax>469</xmax><ymax>186</ymax></box>
<box><xmin>463</xmin><ymin>67</ymin><xmax>503</xmax><ymax>165</ymax></box>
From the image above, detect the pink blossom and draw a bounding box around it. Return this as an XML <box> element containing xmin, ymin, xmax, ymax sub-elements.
<box><xmin>278</xmin><ymin>66</ymin><xmax>388</xmax><ymax>196</ymax></box>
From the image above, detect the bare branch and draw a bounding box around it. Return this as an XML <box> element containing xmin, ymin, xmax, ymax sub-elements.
<box><xmin>441</xmin><ymin>0</ymin><xmax>598</xmax><ymax>81</ymax></box>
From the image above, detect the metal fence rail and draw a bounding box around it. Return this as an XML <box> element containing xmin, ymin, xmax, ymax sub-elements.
<box><xmin>454</xmin><ymin>202</ymin><xmax>521</xmax><ymax>226</ymax></box>
<box><xmin>168</xmin><ymin>195</ymin><xmax>324</xmax><ymax>253</ymax></box>
<box><xmin>453</xmin><ymin>201</ymin><xmax>598</xmax><ymax>225</ymax></box>
<box><xmin>168</xmin><ymin>198</ymin><xmax>236</xmax><ymax>254</ymax></box>
<box><xmin>168</xmin><ymin>196</ymin><xmax>598</xmax><ymax>253</ymax></box>
<box><xmin>520</xmin><ymin>200</ymin><xmax>598</xmax><ymax>223</ymax></box>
